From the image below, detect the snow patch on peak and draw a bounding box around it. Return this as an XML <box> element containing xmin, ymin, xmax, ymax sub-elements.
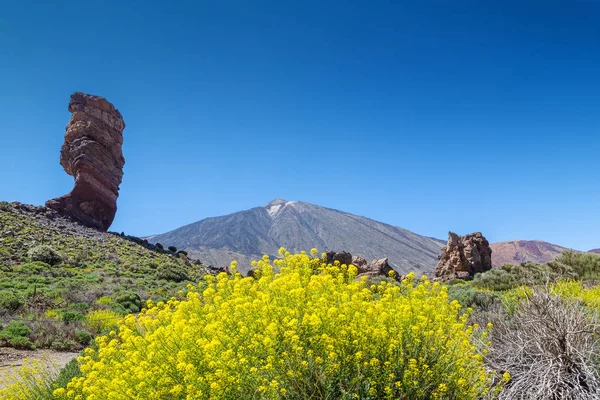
<box><xmin>267</xmin><ymin>204</ymin><xmax>282</xmax><ymax>216</ymax></box>
<box><xmin>265</xmin><ymin>199</ymin><xmax>297</xmax><ymax>217</ymax></box>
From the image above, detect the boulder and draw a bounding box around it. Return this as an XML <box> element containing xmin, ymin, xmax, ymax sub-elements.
<box><xmin>46</xmin><ymin>92</ymin><xmax>125</xmax><ymax>231</ymax></box>
<box><xmin>357</xmin><ymin>257</ymin><xmax>402</xmax><ymax>281</ymax></box>
<box><xmin>324</xmin><ymin>252</ymin><xmax>402</xmax><ymax>281</ymax></box>
<box><xmin>435</xmin><ymin>232</ymin><xmax>492</xmax><ymax>281</ymax></box>
<box><xmin>325</xmin><ymin>251</ymin><xmax>353</xmax><ymax>266</ymax></box>
<box><xmin>351</xmin><ymin>255</ymin><xmax>368</xmax><ymax>272</ymax></box>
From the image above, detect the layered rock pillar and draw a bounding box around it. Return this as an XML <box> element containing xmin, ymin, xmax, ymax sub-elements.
<box><xmin>46</xmin><ymin>92</ymin><xmax>125</xmax><ymax>231</ymax></box>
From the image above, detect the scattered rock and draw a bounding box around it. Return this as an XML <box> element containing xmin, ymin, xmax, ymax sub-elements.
<box><xmin>247</xmin><ymin>269</ymin><xmax>258</xmax><ymax>278</ymax></box>
<box><xmin>435</xmin><ymin>232</ymin><xmax>492</xmax><ymax>281</ymax></box>
<box><xmin>325</xmin><ymin>251</ymin><xmax>353</xmax><ymax>266</ymax></box>
<box><xmin>46</xmin><ymin>92</ymin><xmax>125</xmax><ymax>231</ymax></box>
<box><xmin>351</xmin><ymin>255</ymin><xmax>368</xmax><ymax>272</ymax></box>
<box><xmin>325</xmin><ymin>251</ymin><xmax>402</xmax><ymax>281</ymax></box>
<box><xmin>357</xmin><ymin>257</ymin><xmax>403</xmax><ymax>281</ymax></box>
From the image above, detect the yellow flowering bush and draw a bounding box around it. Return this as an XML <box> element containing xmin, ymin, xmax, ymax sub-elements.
<box><xmin>551</xmin><ymin>280</ymin><xmax>600</xmax><ymax>311</ymax></box>
<box><xmin>55</xmin><ymin>251</ymin><xmax>498</xmax><ymax>399</ymax></box>
<box><xmin>85</xmin><ymin>309</ymin><xmax>122</xmax><ymax>333</ymax></box>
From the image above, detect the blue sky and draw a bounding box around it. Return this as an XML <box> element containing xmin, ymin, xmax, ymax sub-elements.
<box><xmin>1</xmin><ymin>1</ymin><xmax>598</xmax><ymax>250</ymax></box>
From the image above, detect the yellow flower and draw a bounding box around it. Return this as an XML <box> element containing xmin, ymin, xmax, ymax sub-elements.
<box><xmin>37</xmin><ymin>249</ymin><xmax>498</xmax><ymax>399</ymax></box>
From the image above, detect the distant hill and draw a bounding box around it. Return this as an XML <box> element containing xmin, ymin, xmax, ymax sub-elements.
<box><xmin>589</xmin><ymin>249</ymin><xmax>600</xmax><ymax>254</ymax></box>
<box><xmin>147</xmin><ymin>199</ymin><xmax>445</xmax><ymax>275</ymax></box>
<box><xmin>489</xmin><ymin>240</ymin><xmax>576</xmax><ymax>267</ymax></box>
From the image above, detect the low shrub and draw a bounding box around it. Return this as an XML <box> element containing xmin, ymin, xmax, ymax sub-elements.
<box><xmin>0</xmin><ymin>320</ymin><xmax>32</xmax><ymax>340</ymax></box>
<box><xmin>555</xmin><ymin>251</ymin><xmax>600</xmax><ymax>280</ymax></box>
<box><xmin>473</xmin><ymin>262</ymin><xmax>574</xmax><ymax>291</ymax></box>
<box><xmin>0</xmin><ymin>320</ymin><xmax>34</xmax><ymax>349</ymax></box>
<box><xmin>85</xmin><ymin>309</ymin><xmax>121</xmax><ymax>333</ymax></box>
<box><xmin>9</xmin><ymin>336</ymin><xmax>35</xmax><ymax>350</ymax></box>
<box><xmin>485</xmin><ymin>287</ymin><xmax>600</xmax><ymax>399</ymax></box>
<box><xmin>50</xmin><ymin>339</ymin><xmax>78</xmax><ymax>351</ymax></box>
<box><xmin>61</xmin><ymin>311</ymin><xmax>85</xmax><ymax>323</ymax></box>
<box><xmin>114</xmin><ymin>292</ymin><xmax>142</xmax><ymax>313</ymax></box>
<box><xmin>447</xmin><ymin>283</ymin><xmax>499</xmax><ymax>311</ymax></box>
<box><xmin>75</xmin><ymin>329</ymin><xmax>92</xmax><ymax>345</ymax></box>
<box><xmin>27</xmin><ymin>245</ymin><xmax>63</xmax><ymax>266</ymax></box>
<box><xmin>0</xmin><ymin>290</ymin><xmax>24</xmax><ymax>312</ymax></box>
<box><xmin>156</xmin><ymin>263</ymin><xmax>189</xmax><ymax>282</ymax></box>
<box><xmin>54</xmin><ymin>251</ymin><xmax>501</xmax><ymax>399</ymax></box>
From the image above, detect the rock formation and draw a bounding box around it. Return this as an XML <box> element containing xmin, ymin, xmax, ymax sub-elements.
<box><xmin>351</xmin><ymin>255</ymin><xmax>368</xmax><ymax>271</ymax></box>
<box><xmin>357</xmin><ymin>257</ymin><xmax>402</xmax><ymax>281</ymax></box>
<box><xmin>435</xmin><ymin>232</ymin><xmax>492</xmax><ymax>281</ymax></box>
<box><xmin>325</xmin><ymin>251</ymin><xmax>402</xmax><ymax>281</ymax></box>
<box><xmin>325</xmin><ymin>251</ymin><xmax>353</xmax><ymax>267</ymax></box>
<box><xmin>46</xmin><ymin>92</ymin><xmax>125</xmax><ymax>231</ymax></box>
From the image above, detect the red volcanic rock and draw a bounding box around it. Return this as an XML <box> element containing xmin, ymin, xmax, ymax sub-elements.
<box><xmin>435</xmin><ymin>232</ymin><xmax>492</xmax><ymax>281</ymax></box>
<box><xmin>46</xmin><ymin>92</ymin><xmax>125</xmax><ymax>231</ymax></box>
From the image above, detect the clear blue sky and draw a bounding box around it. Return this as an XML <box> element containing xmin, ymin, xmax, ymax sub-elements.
<box><xmin>1</xmin><ymin>1</ymin><xmax>599</xmax><ymax>250</ymax></box>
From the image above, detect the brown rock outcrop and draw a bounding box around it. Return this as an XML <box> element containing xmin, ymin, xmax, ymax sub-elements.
<box><xmin>46</xmin><ymin>92</ymin><xmax>125</xmax><ymax>231</ymax></box>
<box><xmin>325</xmin><ymin>251</ymin><xmax>402</xmax><ymax>281</ymax></box>
<box><xmin>351</xmin><ymin>255</ymin><xmax>368</xmax><ymax>272</ymax></box>
<box><xmin>325</xmin><ymin>251</ymin><xmax>353</xmax><ymax>266</ymax></box>
<box><xmin>357</xmin><ymin>257</ymin><xmax>403</xmax><ymax>281</ymax></box>
<box><xmin>435</xmin><ymin>232</ymin><xmax>492</xmax><ymax>280</ymax></box>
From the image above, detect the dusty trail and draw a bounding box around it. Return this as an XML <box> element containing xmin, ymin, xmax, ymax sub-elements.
<box><xmin>0</xmin><ymin>348</ymin><xmax>78</xmax><ymax>389</ymax></box>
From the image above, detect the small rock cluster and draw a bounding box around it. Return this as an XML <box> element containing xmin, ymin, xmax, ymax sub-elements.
<box><xmin>325</xmin><ymin>251</ymin><xmax>403</xmax><ymax>281</ymax></box>
<box><xmin>435</xmin><ymin>232</ymin><xmax>492</xmax><ymax>281</ymax></box>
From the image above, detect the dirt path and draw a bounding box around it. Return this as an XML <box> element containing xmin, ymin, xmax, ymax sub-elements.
<box><xmin>0</xmin><ymin>348</ymin><xmax>79</xmax><ymax>389</ymax></box>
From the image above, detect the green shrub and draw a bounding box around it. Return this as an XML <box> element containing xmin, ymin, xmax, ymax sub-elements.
<box><xmin>27</xmin><ymin>245</ymin><xmax>63</xmax><ymax>266</ymax></box>
<box><xmin>75</xmin><ymin>330</ymin><xmax>92</xmax><ymax>345</ymax></box>
<box><xmin>447</xmin><ymin>283</ymin><xmax>499</xmax><ymax>311</ymax></box>
<box><xmin>18</xmin><ymin>261</ymin><xmax>51</xmax><ymax>274</ymax></box>
<box><xmin>0</xmin><ymin>320</ymin><xmax>32</xmax><ymax>339</ymax></box>
<box><xmin>0</xmin><ymin>290</ymin><xmax>24</xmax><ymax>312</ymax></box>
<box><xmin>9</xmin><ymin>336</ymin><xmax>35</xmax><ymax>350</ymax></box>
<box><xmin>473</xmin><ymin>262</ymin><xmax>574</xmax><ymax>291</ymax></box>
<box><xmin>61</xmin><ymin>311</ymin><xmax>85</xmax><ymax>323</ymax></box>
<box><xmin>114</xmin><ymin>292</ymin><xmax>142</xmax><ymax>313</ymax></box>
<box><xmin>50</xmin><ymin>339</ymin><xmax>78</xmax><ymax>351</ymax></box>
<box><xmin>0</xmin><ymin>201</ymin><xmax>10</xmax><ymax>211</ymax></box>
<box><xmin>52</xmin><ymin>358</ymin><xmax>82</xmax><ymax>390</ymax></box>
<box><xmin>555</xmin><ymin>251</ymin><xmax>600</xmax><ymax>280</ymax></box>
<box><xmin>156</xmin><ymin>263</ymin><xmax>189</xmax><ymax>282</ymax></box>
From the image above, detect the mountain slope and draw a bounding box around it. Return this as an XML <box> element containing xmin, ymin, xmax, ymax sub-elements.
<box><xmin>0</xmin><ymin>201</ymin><xmax>209</xmax><ymax>350</ymax></box>
<box><xmin>589</xmin><ymin>249</ymin><xmax>600</xmax><ymax>254</ymax></box>
<box><xmin>148</xmin><ymin>199</ymin><xmax>445</xmax><ymax>274</ymax></box>
<box><xmin>489</xmin><ymin>240</ymin><xmax>575</xmax><ymax>267</ymax></box>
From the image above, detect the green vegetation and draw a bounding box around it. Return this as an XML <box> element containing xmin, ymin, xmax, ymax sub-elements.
<box><xmin>3</xmin><ymin>199</ymin><xmax>600</xmax><ymax>399</ymax></box>
<box><xmin>0</xmin><ymin>203</ymin><xmax>209</xmax><ymax>351</ymax></box>
<box><xmin>27</xmin><ymin>245</ymin><xmax>63</xmax><ymax>266</ymax></box>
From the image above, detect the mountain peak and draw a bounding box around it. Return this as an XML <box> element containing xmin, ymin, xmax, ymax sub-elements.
<box><xmin>264</xmin><ymin>198</ymin><xmax>292</xmax><ymax>216</ymax></box>
<box><xmin>148</xmin><ymin>199</ymin><xmax>444</xmax><ymax>274</ymax></box>
<box><xmin>265</xmin><ymin>198</ymin><xmax>288</xmax><ymax>207</ymax></box>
